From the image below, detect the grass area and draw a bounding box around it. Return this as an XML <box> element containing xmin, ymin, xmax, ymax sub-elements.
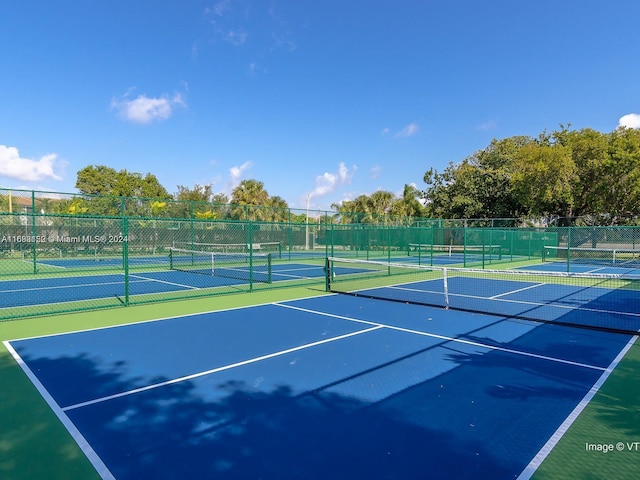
<box><xmin>532</xmin><ymin>337</ymin><xmax>640</xmax><ymax>480</ymax></box>
<box><xmin>0</xmin><ymin>286</ymin><xmax>326</xmax><ymax>480</ymax></box>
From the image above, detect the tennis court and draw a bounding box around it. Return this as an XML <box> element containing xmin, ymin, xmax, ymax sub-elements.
<box><xmin>540</xmin><ymin>245</ymin><xmax>640</xmax><ymax>275</ymax></box>
<box><xmin>0</xmin><ymin>261</ymin><xmax>341</xmax><ymax>310</ymax></box>
<box><xmin>5</xmin><ymin>259</ymin><xmax>638</xmax><ymax>479</ymax></box>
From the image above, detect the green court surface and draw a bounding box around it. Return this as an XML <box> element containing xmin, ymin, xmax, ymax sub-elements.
<box><xmin>1</xmin><ymin>284</ymin><xmax>639</xmax><ymax>480</ymax></box>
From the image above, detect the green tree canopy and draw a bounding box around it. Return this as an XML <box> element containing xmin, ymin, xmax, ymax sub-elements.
<box><xmin>230</xmin><ymin>179</ymin><xmax>286</xmax><ymax>221</ymax></box>
<box><xmin>76</xmin><ymin>165</ymin><xmax>170</xmax><ymax>199</ymax></box>
<box><xmin>422</xmin><ymin>126</ymin><xmax>640</xmax><ymax>223</ymax></box>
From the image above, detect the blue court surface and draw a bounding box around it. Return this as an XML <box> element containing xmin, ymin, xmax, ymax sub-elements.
<box><xmin>0</xmin><ymin>263</ymin><xmax>334</xmax><ymax>309</ymax></box>
<box><xmin>5</xmin><ymin>293</ymin><xmax>635</xmax><ymax>479</ymax></box>
<box><xmin>37</xmin><ymin>256</ymin><xmax>168</xmax><ymax>268</ymax></box>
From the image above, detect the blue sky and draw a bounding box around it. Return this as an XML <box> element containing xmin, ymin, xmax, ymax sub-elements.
<box><xmin>1</xmin><ymin>0</ymin><xmax>639</xmax><ymax>211</ymax></box>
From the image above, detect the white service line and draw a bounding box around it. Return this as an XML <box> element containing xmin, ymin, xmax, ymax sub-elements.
<box><xmin>61</xmin><ymin>324</ymin><xmax>382</xmax><ymax>412</ymax></box>
<box><xmin>489</xmin><ymin>282</ymin><xmax>545</xmax><ymax>299</ymax></box>
<box><xmin>274</xmin><ymin>303</ymin><xmax>607</xmax><ymax>372</ymax></box>
<box><xmin>128</xmin><ymin>273</ymin><xmax>200</xmax><ymax>290</ymax></box>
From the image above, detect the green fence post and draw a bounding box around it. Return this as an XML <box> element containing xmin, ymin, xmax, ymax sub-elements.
<box><xmin>330</xmin><ymin>223</ymin><xmax>334</xmax><ymax>257</ymax></box>
<box><xmin>249</xmin><ymin>221</ymin><xmax>254</xmax><ymax>291</ymax></box>
<box><xmin>463</xmin><ymin>226</ymin><xmax>467</xmax><ymax>267</ymax></box>
<box><xmin>325</xmin><ymin>257</ymin><xmax>331</xmax><ymax>292</ymax></box>
<box><xmin>566</xmin><ymin>227</ymin><xmax>571</xmax><ymax>273</ymax></box>
<box><xmin>123</xmin><ymin>217</ymin><xmax>130</xmax><ymax>306</ymax></box>
<box><xmin>31</xmin><ymin>191</ymin><xmax>37</xmax><ymax>274</ymax></box>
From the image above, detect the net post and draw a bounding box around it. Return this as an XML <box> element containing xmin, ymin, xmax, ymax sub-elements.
<box><xmin>442</xmin><ymin>267</ymin><xmax>449</xmax><ymax>309</ymax></box>
<box><xmin>325</xmin><ymin>257</ymin><xmax>331</xmax><ymax>292</ymax></box>
<box><xmin>267</xmin><ymin>253</ymin><xmax>272</xmax><ymax>283</ymax></box>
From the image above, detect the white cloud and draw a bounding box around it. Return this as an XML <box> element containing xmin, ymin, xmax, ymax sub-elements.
<box><xmin>0</xmin><ymin>145</ymin><xmax>64</xmax><ymax>182</ymax></box>
<box><xmin>226</xmin><ymin>160</ymin><xmax>253</xmax><ymax>190</ymax></box>
<box><xmin>111</xmin><ymin>92</ymin><xmax>186</xmax><ymax>124</ymax></box>
<box><xmin>619</xmin><ymin>113</ymin><xmax>640</xmax><ymax>129</ymax></box>
<box><xmin>476</xmin><ymin>120</ymin><xmax>498</xmax><ymax>131</ymax></box>
<box><xmin>309</xmin><ymin>162</ymin><xmax>356</xmax><ymax>198</ymax></box>
<box><xmin>395</xmin><ymin>123</ymin><xmax>420</xmax><ymax>138</ymax></box>
<box><xmin>272</xmin><ymin>32</ymin><xmax>297</xmax><ymax>51</ymax></box>
<box><xmin>225</xmin><ymin>28</ymin><xmax>248</xmax><ymax>46</ymax></box>
<box><xmin>209</xmin><ymin>0</ymin><xmax>231</xmax><ymax>17</ymax></box>
<box><xmin>370</xmin><ymin>166</ymin><xmax>382</xmax><ymax>179</ymax></box>
<box><xmin>381</xmin><ymin>128</ymin><xmax>391</xmax><ymax>135</ymax></box>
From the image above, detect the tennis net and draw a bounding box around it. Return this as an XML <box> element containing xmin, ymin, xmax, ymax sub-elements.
<box><xmin>326</xmin><ymin>257</ymin><xmax>640</xmax><ymax>334</ymax></box>
<box><xmin>407</xmin><ymin>243</ymin><xmax>502</xmax><ymax>266</ymax></box>
<box><xmin>543</xmin><ymin>246</ymin><xmax>640</xmax><ymax>268</ymax></box>
<box><xmin>169</xmin><ymin>248</ymin><xmax>272</xmax><ymax>283</ymax></box>
<box><xmin>172</xmin><ymin>241</ymin><xmax>282</xmax><ymax>258</ymax></box>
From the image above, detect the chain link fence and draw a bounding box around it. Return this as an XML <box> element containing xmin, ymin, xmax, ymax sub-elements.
<box><xmin>3</xmin><ymin>204</ymin><xmax>639</xmax><ymax>321</ymax></box>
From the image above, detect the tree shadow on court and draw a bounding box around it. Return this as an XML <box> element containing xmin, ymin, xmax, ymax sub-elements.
<box><xmin>15</xmin><ymin>317</ymin><xmax>632</xmax><ymax>480</ymax></box>
<box><xmin>19</xmin><ymin>350</ymin><xmax>521</xmax><ymax>480</ymax></box>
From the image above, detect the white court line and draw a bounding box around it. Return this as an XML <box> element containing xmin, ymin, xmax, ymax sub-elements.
<box><xmin>0</xmin><ymin>278</ymin><xmax>144</xmax><ymax>294</ymax></box>
<box><xmin>0</xmin><ymin>274</ymin><xmax>199</xmax><ymax>295</ymax></box>
<box><xmin>33</xmin><ymin>260</ymin><xmax>66</xmax><ymax>269</ymax></box>
<box><xmin>3</xmin><ymin>340</ymin><xmax>116</xmax><ymax>480</ymax></box>
<box><xmin>490</xmin><ymin>282</ymin><xmax>545</xmax><ymax>299</ymax></box>
<box><xmin>276</xmin><ymin>266</ymin><xmax>323</xmax><ymax>273</ymax></box>
<box><xmin>128</xmin><ymin>273</ymin><xmax>200</xmax><ymax>290</ymax></box>
<box><xmin>272</xmin><ymin>272</ymin><xmax>316</xmax><ymax>280</ymax></box>
<box><xmin>585</xmin><ymin>266</ymin><xmax>608</xmax><ymax>274</ymax></box>
<box><xmin>61</xmin><ymin>325</ymin><xmax>382</xmax><ymax>412</ymax></box>
<box><xmin>271</xmin><ymin>266</ymin><xmax>323</xmax><ymax>280</ymax></box>
<box><xmin>380</xmin><ymin>283</ymin><xmax>640</xmax><ymax>319</ymax></box>
<box><xmin>516</xmin><ymin>334</ymin><xmax>638</xmax><ymax>480</ymax></box>
<box><xmin>274</xmin><ymin>303</ymin><xmax>606</xmax><ymax>372</ymax></box>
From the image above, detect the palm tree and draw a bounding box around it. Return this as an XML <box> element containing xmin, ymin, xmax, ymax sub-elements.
<box><xmin>230</xmin><ymin>179</ymin><xmax>270</xmax><ymax>221</ymax></box>
<box><xmin>268</xmin><ymin>196</ymin><xmax>289</xmax><ymax>222</ymax></box>
<box><xmin>389</xmin><ymin>184</ymin><xmax>424</xmax><ymax>224</ymax></box>
<box><xmin>369</xmin><ymin>190</ymin><xmax>394</xmax><ymax>223</ymax></box>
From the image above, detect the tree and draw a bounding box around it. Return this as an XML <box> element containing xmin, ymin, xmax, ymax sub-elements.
<box><xmin>369</xmin><ymin>190</ymin><xmax>394</xmax><ymax>221</ymax></box>
<box><xmin>268</xmin><ymin>196</ymin><xmax>289</xmax><ymax>222</ymax></box>
<box><xmin>422</xmin><ymin>137</ymin><xmax>533</xmax><ymax>220</ymax></box>
<box><xmin>75</xmin><ymin>165</ymin><xmax>119</xmax><ymax>195</ymax></box>
<box><xmin>331</xmin><ymin>191</ymin><xmax>402</xmax><ymax>224</ymax></box>
<box><xmin>75</xmin><ymin>165</ymin><xmax>172</xmax><ymax>216</ymax></box>
<box><xmin>230</xmin><ymin>179</ymin><xmax>271</xmax><ymax>220</ymax></box>
<box><xmin>172</xmin><ymin>185</ymin><xmax>230</xmax><ymax>219</ymax></box>
<box><xmin>389</xmin><ymin>184</ymin><xmax>424</xmax><ymax>220</ymax></box>
<box><xmin>553</xmin><ymin>127</ymin><xmax>609</xmax><ymax>217</ymax></box>
<box><xmin>511</xmin><ymin>143</ymin><xmax>577</xmax><ymax>217</ymax></box>
<box><xmin>76</xmin><ymin>165</ymin><xmax>170</xmax><ymax>199</ymax></box>
<box><xmin>603</xmin><ymin>127</ymin><xmax>640</xmax><ymax>219</ymax></box>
